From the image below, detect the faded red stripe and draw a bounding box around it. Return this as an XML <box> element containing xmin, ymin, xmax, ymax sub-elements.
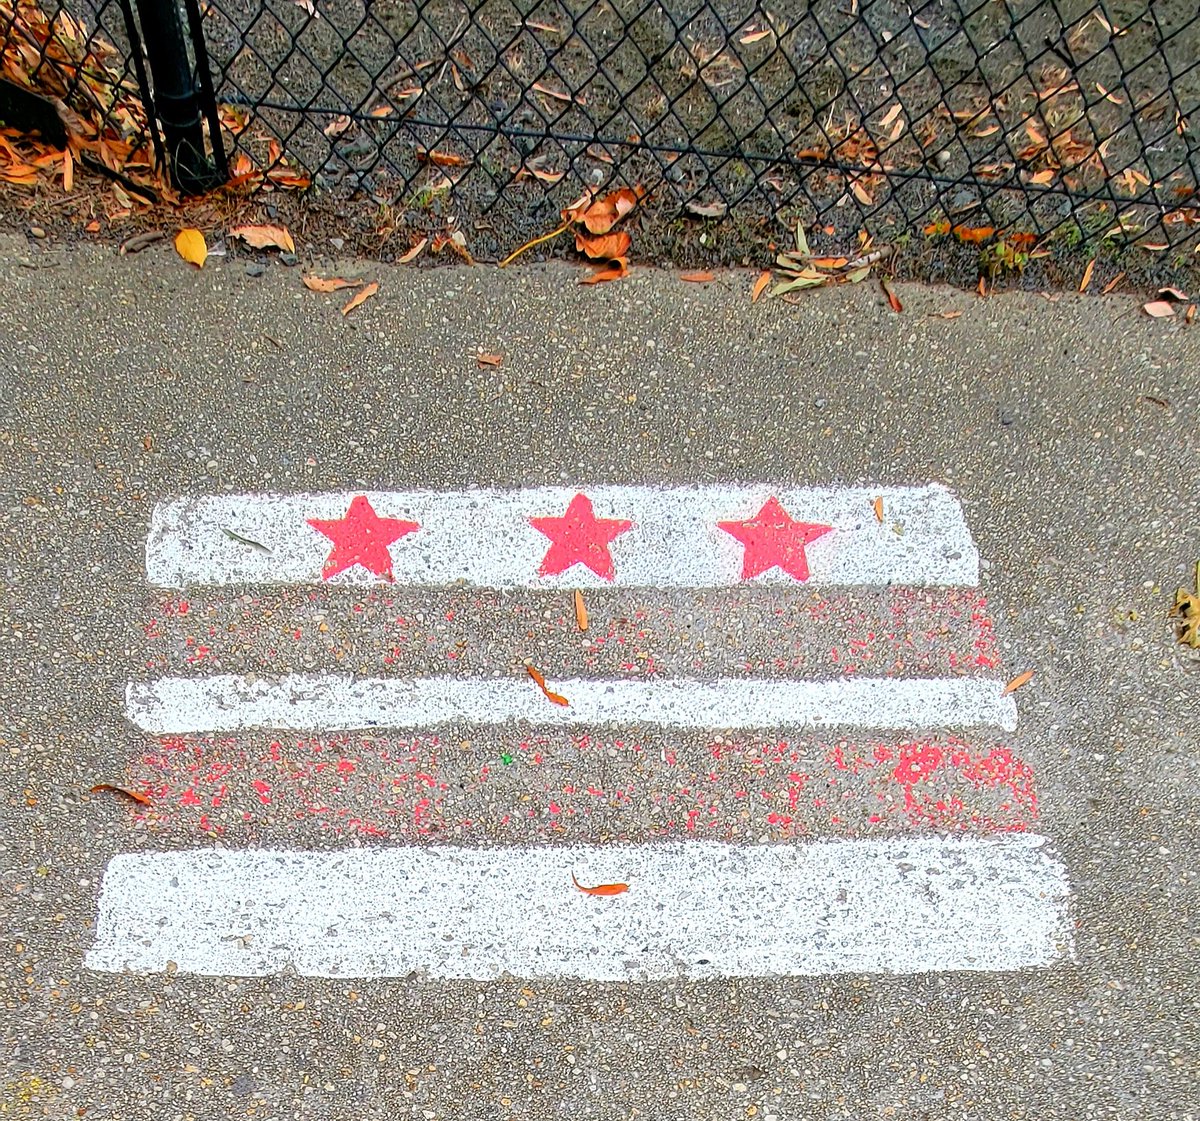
<box><xmin>125</xmin><ymin>732</ymin><xmax>1036</xmax><ymax>843</ymax></box>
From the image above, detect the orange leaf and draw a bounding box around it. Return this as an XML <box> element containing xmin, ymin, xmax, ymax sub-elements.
<box><xmin>90</xmin><ymin>783</ymin><xmax>151</xmax><ymax>806</ymax></box>
<box><xmin>681</xmin><ymin>270</ymin><xmax>714</xmax><ymax>282</ymax></box>
<box><xmin>930</xmin><ymin>309</ymin><xmax>963</xmax><ymax>319</ymax></box>
<box><xmin>1142</xmin><ymin>300</ymin><xmax>1175</xmax><ymax>318</ymax></box>
<box><xmin>417</xmin><ymin>148</ymin><xmax>468</xmax><ymax>167</ymax></box>
<box><xmin>302</xmin><ymin>275</ymin><xmax>359</xmax><ymax>293</ymax></box>
<box><xmin>230</xmin><ymin>224</ymin><xmax>295</xmax><ymax>253</ymax></box>
<box><xmin>476</xmin><ymin>352</ymin><xmax>503</xmax><ymax>367</ymax></box>
<box><xmin>954</xmin><ymin>225</ymin><xmax>995</xmax><ymax>243</ymax></box>
<box><xmin>397</xmin><ymin>237</ymin><xmax>429</xmax><ymax>264</ymax></box>
<box><xmin>62</xmin><ymin>145</ymin><xmax>73</xmax><ymax>192</ymax></box>
<box><xmin>1101</xmin><ymin>271</ymin><xmax>1125</xmax><ymax>294</ymax></box>
<box><xmin>575</xmin><ymin>230</ymin><xmax>632</xmax><ymax>260</ymax></box>
<box><xmin>810</xmin><ymin>256</ymin><xmax>849</xmax><ymax>269</ymax></box>
<box><xmin>881</xmin><ymin>277</ymin><xmax>903</xmax><ymax>313</ymax></box>
<box><xmin>1007</xmin><ymin>232</ymin><xmax>1039</xmax><ymax>249</ymax></box>
<box><xmin>578</xmin><ymin>187</ymin><xmax>642</xmax><ymax>234</ymax></box>
<box><xmin>872</xmin><ymin>496</ymin><xmax>884</xmax><ymax>523</ymax></box>
<box><xmin>924</xmin><ymin>219</ymin><xmax>951</xmax><ymax>236</ymax></box>
<box><xmin>1002</xmin><ymin>669</ymin><xmax>1035</xmax><ymax>695</ymax></box>
<box><xmin>1078</xmin><ymin>258</ymin><xmax>1095</xmax><ymax>292</ymax></box>
<box><xmin>341</xmin><ymin>281</ymin><xmax>379</xmax><ymax>315</ymax></box>
<box><xmin>751</xmin><ymin>269</ymin><xmax>771</xmax><ymax>302</ymax></box>
<box><xmin>574</xmin><ymin>589</ymin><xmax>588</xmax><ymax>632</ymax></box>
<box><xmin>571</xmin><ymin>872</ymin><xmax>628</xmax><ymax>897</ymax></box>
<box><xmin>579</xmin><ymin>259</ymin><xmax>628</xmax><ymax>284</ymax></box>
<box><xmin>526</xmin><ymin>663</ymin><xmax>570</xmax><ymax>706</ymax></box>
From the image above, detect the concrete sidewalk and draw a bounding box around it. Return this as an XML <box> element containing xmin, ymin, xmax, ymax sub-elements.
<box><xmin>0</xmin><ymin>236</ymin><xmax>1196</xmax><ymax>1120</ymax></box>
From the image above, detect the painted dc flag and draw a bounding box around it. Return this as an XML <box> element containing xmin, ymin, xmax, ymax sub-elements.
<box><xmin>89</xmin><ymin>485</ymin><xmax>1072</xmax><ymax>980</ymax></box>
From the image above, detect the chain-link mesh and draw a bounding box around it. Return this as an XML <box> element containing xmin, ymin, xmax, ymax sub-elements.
<box><xmin>193</xmin><ymin>0</ymin><xmax>1200</xmax><ymax>256</ymax></box>
<box><xmin>5</xmin><ymin>0</ymin><xmax>1200</xmax><ymax>260</ymax></box>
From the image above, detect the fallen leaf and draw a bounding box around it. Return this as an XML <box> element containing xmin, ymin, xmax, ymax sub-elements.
<box><xmin>324</xmin><ymin>114</ymin><xmax>351</xmax><ymax>137</ymax></box>
<box><xmin>398</xmin><ymin>236</ymin><xmax>429</xmax><ymax>264</ymax></box>
<box><xmin>578</xmin><ymin>187</ymin><xmax>642</xmax><ymax>234</ymax></box>
<box><xmin>121</xmin><ymin>230</ymin><xmax>164</xmax><ymax>255</ymax></box>
<box><xmin>342</xmin><ymin>281</ymin><xmax>379</xmax><ymax>315</ymax></box>
<box><xmin>1187</xmin><ymin>304</ymin><xmax>1197</xmax><ymax>324</ymax></box>
<box><xmin>809</xmin><ymin>256</ymin><xmax>848</xmax><ymax>270</ymax></box>
<box><xmin>1158</xmin><ymin>286</ymin><xmax>1189</xmax><ymax>301</ymax></box>
<box><xmin>85</xmin><ymin>220</ymin><xmax>101</xmax><ymax>233</ymax></box>
<box><xmin>794</xmin><ymin>223</ymin><xmax>811</xmax><ymax>258</ymax></box>
<box><xmin>681</xmin><ymin>271</ymin><xmax>714</xmax><ymax>283</ymax></box>
<box><xmin>62</xmin><ymin>146</ymin><xmax>73</xmax><ymax>192</ymax></box>
<box><xmin>1101</xmin><ymin>271</ymin><xmax>1125</xmax><ymax>294</ymax></box>
<box><xmin>574</xmin><ymin>590</ymin><xmax>588</xmax><ymax>631</ymax></box>
<box><xmin>230</xmin><ymin>224</ymin><xmax>295</xmax><ymax>253</ymax></box>
<box><xmin>1171</xmin><ymin>562</ymin><xmax>1200</xmax><ymax>647</ymax></box>
<box><xmin>879</xmin><ymin>103</ymin><xmax>902</xmax><ymax>128</ymax></box>
<box><xmin>1142</xmin><ymin>300</ymin><xmax>1176</xmax><ymax>318</ymax></box>
<box><xmin>1002</xmin><ymin>669</ymin><xmax>1035</xmax><ymax>694</ymax></box>
<box><xmin>872</xmin><ymin>496</ymin><xmax>884</xmax><ymax>522</ymax></box>
<box><xmin>579</xmin><ymin>259</ymin><xmax>628</xmax><ymax>284</ymax></box>
<box><xmin>924</xmin><ymin>219</ymin><xmax>951</xmax><ymax>236</ymax></box>
<box><xmin>954</xmin><ymin>225</ymin><xmax>995</xmax><ymax>243</ymax></box>
<box><xmin>844</xmin><ymin>266</ymin><xmax>871</xmax><ymax>284</ymax></box>
<box><xmin>302</xmin><ymin>275</ymin><xmax>359</xmax><ymax>293</ymax></box>
<box><xmin>532</xmin><ymin>81</ymin><xmax>582</xmax><ymax>104</ymax></box>
<box><xmin>685</xmin><ymin>199</ymin><xmax>728</xmax><ymax>219</ymax></box>
<box><xmin>476</xmin><ymin>353</ymin><xmax>503</xmax><ymax>367</ymax></box>
<box><xmin>90</xmin><ymin>783</ymin><xmax>151</xmax><ymax>806</ymax></box>
<box><xmin>142</xmin><ymin>434</ymin><xmax>153</xmax><ymax>451</ymax></box>
<box><xmin>220</xmin><ymin>527</ymin><xmax>271</xmax><ymax>553</ymax></box>
<box><xmin>738</xmin><ymin>28</ymin><xmax>772</xmax><ymax>44</ymax></box>
<box><xmin>977</xmin><ymin>277</ymin><xmax>988</xmax><ymax>297</ymax></box>
<box><xmin>1028</xmin><ymin>169</ymin><xmax>1055</xmax><ymax>185</ymax></box>
<box><xmin>751</xmin><ymin>270</ymin><xmax>771</xmax><ymax>302</ymax></box>
<box><xmin>571</xmin><ymin>871</ymin><xmax>628</xmax><ymax>896</ymax></box>
<box><xmin>174</xmin><ymin>228</ymin><xmax>207</xmax><ymax>268</ymax></box>
<box><xmin>881</xmin><ymin>277</ymin><xmax>903</xmax><ymax>312</ymax></box>
<box><xmin>850</xmin><ymin>179</ymin><xmax>873</xmax><ymax>205</ymax></box>
<box><xmin>526</xmin><ymin>19</ymin><xmax>563</xmax><ymax>32</ymax></box>
<box><xmin>1079</xmin><ymin>258</ymin><xmax>1095</xmax><ymax>292</ymax></box>
<box><xmin>417</xmin><ymin>148</ymin><xmax>469</xmax><ymax>167</ymax></box>
<box><xmin>929</xmin><ymin>309</ymin><xmax>964</xmax><ymax>319</ymax></box>
<box><xmin>575</xmin><ymin>230</ymin><xmax>632</xmax><ymax>260</ymax></box>
<box><xmin>526</xmin><ymin>663</ymin><xmax>569</xmax><ymax>706</ymax></box>
<box><xmin>1138</xmin><ymin>241</ymin><xmax>1169</xmax><ymax>252</ymax></box>
<box><xmin>771</xmin><ymin>273</ymin><xmax>827</xmax><ymax>296</ymax></box>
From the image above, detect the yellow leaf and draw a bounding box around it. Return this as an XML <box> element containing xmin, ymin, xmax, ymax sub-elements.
<box><xmin>342</xmin><ymin>281</ymin><xmax>379</xmax><ymax>315</ymax></box>
<box><xmin>174</xmin><ymin>228</ymin><xmax>207</xmax><ymax>268</ymax></box>
<box><xmin>230</xmin><ymin>224</ymin><xmax>295</xmax><ymax>252</ymax></box>
<box><xmin>1079</xmin><ymin>258</ymin><xmax>1095</xmax><ymax>293</ymax></box>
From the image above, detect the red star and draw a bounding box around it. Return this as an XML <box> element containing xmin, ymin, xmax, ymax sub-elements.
<box><xmin>529</xmin><ymin>492</ymin><xmax>633</xmax><ymax>580</ymax></box>
<box><xmin>307</xmin><ymin>495</ymin><xmax>419</xmax><ymax>581</ymax></box>
<box><xmin>718</xmin><ymin>496</ymin><xmax>832</xmax><ymax>582</ymax></box>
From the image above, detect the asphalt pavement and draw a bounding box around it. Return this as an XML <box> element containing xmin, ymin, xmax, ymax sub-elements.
<box><xmin>0</xmin><ymin>234</ymin><xmax>1197</xmax><ymax>1120</ymax></box>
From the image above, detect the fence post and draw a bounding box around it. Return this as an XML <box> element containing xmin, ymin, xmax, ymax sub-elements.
<box><xmin>133</xmin><ymin>0</ymin><xmax>218</xmax><ymax>192</ymax></box>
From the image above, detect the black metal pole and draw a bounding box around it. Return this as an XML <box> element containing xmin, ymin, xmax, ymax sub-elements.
<box><xmin>133</xmin><ymin>0</ymin><xmax>217</xmax><ymax>192</ymax></box>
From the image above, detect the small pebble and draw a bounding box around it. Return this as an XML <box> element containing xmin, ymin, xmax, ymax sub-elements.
<box><xmin>29</xmin><ymin>226</ymin><xmax>46</xmax><ymax>239</ymax></box>
<box><xmin>245</xmin><ymin>262</ymin><xmax>266</xmax><ymax>277</ymax></box>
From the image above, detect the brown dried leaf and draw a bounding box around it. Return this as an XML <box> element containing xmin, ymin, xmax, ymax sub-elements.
<box><xmin>90</xmin><ymin>783</ymin><xmax>151</xmax><ymax>806</ymax></box>
<box><xmin>62</xmin><ymin>146</ymin><xmax>73</xmax><ymax>192</ymax></box>
<box><xmin>1079</xmin><ymin>258</ymin><xmax>1095</xmax><ymax>292</ymax></box>
<box><xmin>879</xmin><ymin>103</ymin><xmax>902</xmax><ymax>128</ymax></box>
<box><xmin>417</xmin><ymin>148</ymin><xmax>469</xmax><ymax>167</ymax></box>
<box><xmin>302</xmin><ymin>275</ymin><xmax>359</xmax><ymax>293</ymax></box>
<box><xmin>531</xmin><ymin>81</ymin><xmax>583</xmax><ymax>104</ymax></box>
<box><xmin>397</xmin><ymin>237</ymin><xmax>429</xmax><ymax>264</ymax></box>
<box><xmin>342</xmin><ymin>281</ymin><xmax>379</xmax><ymax>315</ymax></box>
<box><xmin>1142</xmin><ymin>300</ymin><xmax>1176</xmax><ymax>318</ymax></box>
<box><xmin>872</xmin><ymin>496</ymin><xmax>884</xmax><ymax>523</ymax></box>
<box><xmin>574</xmin><ymin>590</ymin><xmax>589</xmax><ymax>632</ymax></box>
<box><xmin>579</xmin><ymin>259</ymin><xmax>628</xmax><ymax>284</ymax></box>
<box><xmin>929</xmin><ymin>309</ymin><xmax>964</xmax><ymax>319</ymax></box>
<box><xmin>850</xmin><ymin>178</ymin><xmax>872</xmax><ymax>205</ymax></box>
<box><xmin>578</xmin><ymin>187</ymin><xmax>642</xmax><ymax>234</ymax></box>
<box><xmin>174</xmin><ymin>228</ymin><xmax>207</xmax><ymax>268</ymax></box>
<box><xmin>738</xmin><ymin>28</ymin><xmax>772</xmax><ymax>44</ymax></box>
<box><xmin>751</xmin><ymin>270</ymin><xmax>771</xmax><ymax>303</ymax></box>
<box><xmin>1002</xmin><ymin>669</ymin><xmax>1035</xmax><ymax>695</ymax></box>
<box><xmin>1101</xmin><ymin>271</ymin><xmax>1125</xmax><ymax>294</ymax></box>
<box><xmin>1158</xmin><ymin>286</ymin><xmax>1189</xmax><ymax>301</ymax></box>
<box><xmin>681</xmin><ymin>271</ymin><xmax>714</xmax><ymax>283</ymax></box>
<box><xmin>881</xmin><ymin>277</ymin><xmax>903</xmax><ymax>313</ymax></box>
<box><xmin>324</xmin><ymin>114</ymin><xmax>351</xmax><ymax>138</ymax></box>
<box><xmin>476</xmin><ymin>353</ymin><xmax>503</xmax><ymax>367</ymax></box>
<box><xmin>575</xmin><ymin>230</ymin><xmax>632</xmax><ymax>260</ymax></box>
<box><xmin>230</xmin><ymin>224</ymin><xmax>295</xmax><ymax>253</ymax></box>
<box><xmin>685</xmin><ymin>199</ymin><xmax>728</xmax><ymax>219</ymax></box>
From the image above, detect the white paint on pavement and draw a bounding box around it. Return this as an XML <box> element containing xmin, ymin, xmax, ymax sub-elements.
<box><xmin>86</xmin><ymin>836</ymin><xmax>1072</xmax><ymax>979</ymax></box>
<box><xmin>145</xmin><ymin>484</ymin><xmax>979</xmax><ymax>588</ymax></box>
<box><xmin>125</xmin><ymin>674</ymin><xmax>1019</xmax><ymax>734</ymax></box>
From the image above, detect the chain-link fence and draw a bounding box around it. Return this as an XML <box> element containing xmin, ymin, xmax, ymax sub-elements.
<box><xmin>5</xmin><ymin>0</ymin><xmax>1200</xmax><ymax>262</ymax></box>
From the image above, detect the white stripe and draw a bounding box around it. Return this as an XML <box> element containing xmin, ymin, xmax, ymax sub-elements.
<box><xmin>86</xmin><ymin>837</ymin><xmax>1072</xmax><ymax>979</ymax></box>
<box><xmin>125</xmin><ymin>674</ymin><xmax>1018</xmax><ymax>734</ymax></box>
<box><xmin>145</xmin><ymin>484</ymin><xmax>978</xmax><ymax>587</ymax></box>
